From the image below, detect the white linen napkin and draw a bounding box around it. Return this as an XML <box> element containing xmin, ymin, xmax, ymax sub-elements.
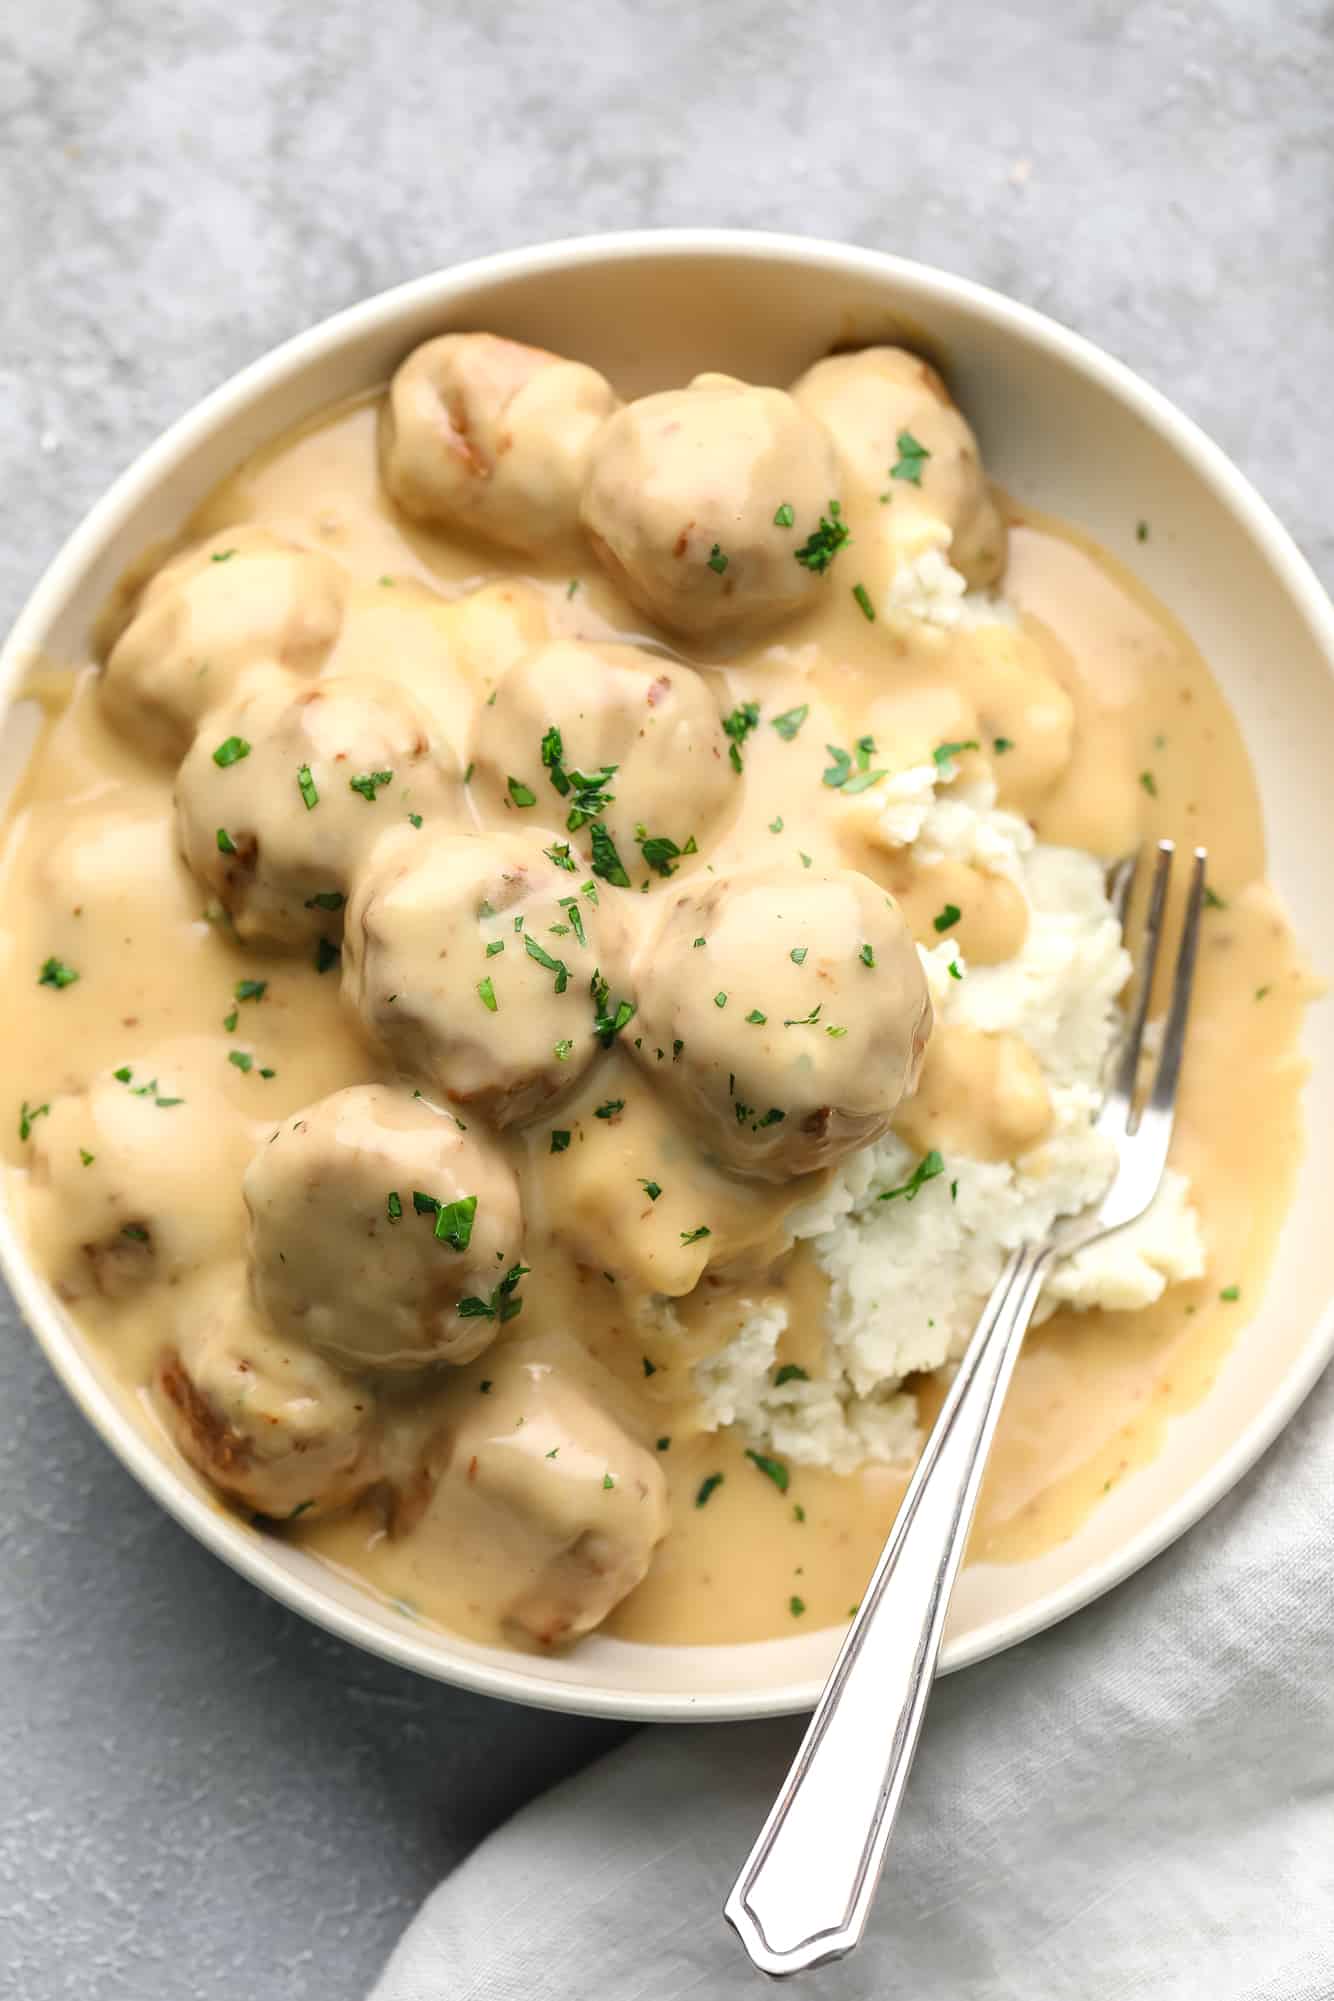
<box><xmin>370</xmin><ymin>1368</ymin><xmax>1334</xmax><ymax>2000</ymax></box>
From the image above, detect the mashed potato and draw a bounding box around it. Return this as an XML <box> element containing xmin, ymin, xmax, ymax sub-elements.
<box><xmin>695</xmin><ymin>595</ymin><xmax>1206</xmax><ymax>1474</ymax></box>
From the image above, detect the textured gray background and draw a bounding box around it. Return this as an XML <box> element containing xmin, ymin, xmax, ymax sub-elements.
<box><xmin>1</xmin><ymin>2</ymin><xmax>1331</xmax><ymax>1996</ymax></box>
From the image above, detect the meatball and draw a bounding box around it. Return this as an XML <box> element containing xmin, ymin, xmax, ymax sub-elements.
<box><xmin>469</xmin><ymin>638</ymin><xmax>734</xmax><ymax>869</ymax></box>
<box><xmin>154</xmin><ymin>1272</ymin><xmax>377</xmax><ymax>1519</ymax></box>
<box><xmin>175</xmin><ymin>674</ymin><xmax>461</xmax><ymax>950</ymax></box>
<box><xmin>343</xmin><ymin>828</ymin><xmax>629</xmax><ymax>1126</ymax></box>
<box><xmin>245</xmin><ymin>1083</ymin><xmax>523</xmax><ymax>1370</ymax></box>
<box><xmin>381</xmin><ymin>332</ymin><xmax>619</xmax><ymax>555</ymax></box>
<box><xmin>790</xmin><ymin>347</ymin><xmax>1007</xmax><ymax>588</ymax></box>
<box><xmin>437</xmin><ymin>1345</ymin><xmax>668</xmax><ymax>1645</ymax></box>
<box><xmin>101</xmin><ymin>527</ymin><xmax>346</xmax><ymax>762</ymax></box>
<box><xmin>24</xmin><ymin>1070</ymin><xmax>255</xmax><ymax>1303</ymax></box>
<box><xmin>948</xmin><ymin>622</ymin><xmax>1076</xmax><ymax>814</ymax></box>
<box><xmin>580</xmin><ymin>372</ymin><xmax>843</xmax><ymax>640</ymax></box>
<box><xmin>628</xmin><ymin>864</ymin><xmax>932</xmax><ymax>1180</ymax></box>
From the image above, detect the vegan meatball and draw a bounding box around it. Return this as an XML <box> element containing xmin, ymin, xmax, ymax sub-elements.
<box><xmin>381</xmin><ymin>332</ymin><xmax>619</xmax><ymax>555</ymax></box>
<box><xmin>580</xmin><ymin>373</ymin><xmax>843</xmax><ymax>640</ymax></box>
<box><xmin>628</xmin><ymin>863</ymin><xmax>932</xmax><ymax>1180</ymax></box>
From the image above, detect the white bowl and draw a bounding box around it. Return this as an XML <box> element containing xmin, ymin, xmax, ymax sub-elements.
<box><xmin>3</xmin><ymin>231</ymin><xmax>1332</xmax><ymax>1722</ymax></box>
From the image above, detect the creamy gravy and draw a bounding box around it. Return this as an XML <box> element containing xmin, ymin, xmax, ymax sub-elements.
<box><xmin>0</xmin><ymin>357</ymin><xmax>1310</xmax><ymax>1652</ymax></box>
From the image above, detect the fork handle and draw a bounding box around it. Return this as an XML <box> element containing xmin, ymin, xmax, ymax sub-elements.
<box><xmin>724</xmin><ymin>1240</ymin><xmax>1053</xmax><ymax>1978</ymax></box>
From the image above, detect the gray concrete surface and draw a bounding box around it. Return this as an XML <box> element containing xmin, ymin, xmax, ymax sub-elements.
<box><xmin>0</xmin><ymin>1</ymin><xmax>1330</xmax><ymax>1994</ymax></box>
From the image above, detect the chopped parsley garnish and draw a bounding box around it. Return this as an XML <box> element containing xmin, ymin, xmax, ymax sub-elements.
<box><xmin>112</xmin><ymin>1067</ymin><xmax>132</xmax><ymax>1081</ymax></box>
<box><xmin>18</xmin><ymin>1100</ymin><xmax>49</xmax><ymax>1141</ymax></box>
<box><xmin>558</xmin><ymin>896</ymin><xmax>586</xmax><ymax>948</ymax></box>
<box><xmin>602</xmin><ymin>1472</ymin><xmax>615</xmax><ymax>1490</ymax></box>
<box><xmin>707</xmin><ymin>544</ymin><xmax>728</xmax><ymax>574</ymax></box>
<box><xmin>523</xmin><ymin>933</ymin><xmax>569</xmax><ymax>993</ymax></box>
<box><xmin>463</xmin><ymin>761</ymin><xmax>475</xmax><ymax>785</ymax></box>
<box><xmin>304</xmin><ymin>890</ymin><xmax>345</xmax><ymax>912</ymax></box>
<box><xmin>1137</xmin><ymin>520</ymin><xmax>1150</xmax><ymax>543</ymax></box>
<box><xmin>479</xmin><ymin>1380</ymin><xmax>493</xmax><ymax>1395</ymax></box>
<box><xmin>594</xmin><ymin>1099</ymin><xmax>625</xmax><ymax>1120</ymax></box>
<box><xmin>680</xmin><ymin>1224</ymin><xmax>711</xmax><ymax>1245</ymax></box>
<box><xmin>793</xmin><ymin>500</ymin><xmax>850</xmax><ymax>573</ymax></box>
<box><xmin>713</xmin><ymin>991</ymin><xmax>728</xmax><ymax>1009</ymax></box>
<box><xmin>1220</xmin><ymin>1284</ymin><xmax>1241</xmax><ymax>1302</ymax></box>
<box><xmin>889</xmin><ymin>430</ymin><xmax>930</xmax><ymax>485</ymax></box>
<box><xmin>458</xmin><ymin>1260</ymin><xmax>529</xmax><ymax>1324</ymax></box>
<box><xmin>859</xmin><ymin>943</ymin><xmax>875</xmax><ymax>968</ymax></box>
<box><xmin>38</xmin><ymin>957</ymin><xmax>79</xmax><ymax>990</ymax></box>
<box><xmin>825</xmin><ymin>1023</ymin><xmax>848</xmax><ymax>1038</ymax></box>
<box><xmin>642</xmin><ymin>1356</ymin><xmax>657</xmax><ymax>1378</ymax></box>
<box><xmin>566</xmin><ymin>578</ymin><xmax>580</xmax><ymax>599</ymax></box>
<box><xmin>590</xmin><ymin>968</ymin><xmax>636</xmax><ymax>1046</ymax></box>
<box><xmin>212</xmin><ymin>735</ymin><xmax>250</xmax><ymax>768</ymax></box>
<box><xmin>933</xmin><ymin>903</ymin><xmax>962</xmax><ymax>933</ymax></box>
<box><xmin>507</xmin><ymin>776</ymin><xmax>537</xmax><ymax>808</ymax></box>
<box><xmin>542</xmin><ymin>733</ymin><xmax>619</xmax><ymax>830</ymax></box>
<box><xmin>553</xmin><ymin>1038</ymin><xmax>574</xmax><ymax>1061</ymax></box>
<box><xmin>773</xmin><ymin>502</ymin><xmax>795</xmax><ymax>528</ymax></box>
<box><xmin>408</xmin><ymin>812</ymin><xmax>423</xmax><ymax>828</ymax></box>
<box><xmin>485</xmin><ymin>939</ymin><xmax>505</xmax><ymax>958</ymax></box>
<box><xmin>799</xmin><ymin>851</ymin><xmax>812</xmax><ymax>867</ymax></box>
<box><xmin>588</xmin><ymin>820</ymin><xmax>630</xmax><ymax>887</ymax></box>
<box><xmin>545</xmin><ymin>841</ymin><xmax>576</xmax><ymax>872</ymax></box>
<box><xmin>639</xmin><ymin>1178</ymin><xmax>662</xmax><ymax>1201</ymax></box>
<box><xmin>789</xmin><ymin>1595</ymin><xmax>806</xmax><ymax>1617</ymax></box>
<box><xmin>773</xmin><ymin>1364</ymin><xmax>809</xmax><ymax>1386</ymax></box>
<box><xmin>412</xmin><ymin>1191</ymin><xmax>439</xmax><ymax>1215</ymax></box>
<box><xmin>722</xmin><ymin>701</ymin><xmax>761</xmax><ymax>774</ymax></box>
<box><xmin>783</xmin><ymin>1003</ymin><xmax>822</xmax><ymax>1027</ymax></box>
<box><xmin>216</xmin><ymin>827</ymin><xmax>237</xmax><ymax>855</ymax></box>
<box><xmin>1256</xmin><ymin>985</ymin><xmax>1271</xmax><ymax>1001</ymax></box>
<box><xmin>695</xmin><ymin>1473</ymin><xmax>724</xmax><ymax>1507</ymax></box>
<box><xmin>121</xmin><ymin>1224</ymin><xmax>149</xmax><ymax>1243</ymax></box>
<box><xmin>852</xmin><ymin>582</ymin><xmax>875</xmax><ymax>622</ymax></box>
<box><xmin>878</xmin><ymin>1149</ymin><xmax>945</xmax><ymax>1203</ymax></box>
<box><xmin>210</xmin><ymin>548</ymin><xmax>237</xmax><ymax>563</ymax></box>
<box><xmin>259</xmin><ymin>1068</ymin><xmax>276</xmax><ymax>1080</ymax></box>
<box><xmin>823</xmin><ymin>735</ymin><xmax>886</xmax><ymax>794</ymax></box>
<box><xmin>1139</xmin><ymin>770</ymin><xmax>1158</xmax><ymax>797</ymax></box>
<box><xmin>754</xmin><ymin>1108</ymin><xmax>785</xmax><ymax>1128</ymax></box>
<box><xmin>993</xmin><ymin>737</ymin><xmax>1014</xmax><ymax>754</ymax></box>
<box><xmin>656</xmin><ymin>1436</ymin><xmax>671</xmax><ymax>1451</ymax></box>
<box><xmin>350</xmin><ymin>769</ymin><xmax>393</xmax><ymax>802</ymax></box>
<box><xmin>550</xmin><ymin>1130</ymin><xmax>571</xmax><ymax>1154</ymax></box>
<box><xmin>235</xmin><ymin>978</ymin><xmax>267</xmax><ymax>1002</ymax></box>
<box><xmin>933</xmin><ymin>739</ymin><xmax>980</xmax><ymax>767</ymax></box>
<box><xmin>1203</xmin><ymin>886</ymin><xmax>1227</xmax><ymax>910</ymax></box>
<box><xmin>947</xmin><ymin>958</ymin><xmax>963</xmax><ymax>981</ymax></box>
<box><xmin>387</xmin><ymin>1192</ymin><xmax>403</xmax><ymax>1222</ymax></box>
<box><xmin>636</xmin><ymin>827</ymin><xmax>692</xmax><ymax>878</ymax></box>
<box><xmin>477</xmin><ymin>976</ymin><xmax>498</xmax><ymax>1012</ymax></box>
<box><xmin>315</xmin><ymin>937</ymin><xmax>340</xmax><ymax>975</ymax></box>
<box><xmin>228</xmin><ymin>1050</ymin><xmax>253</xmax><ymax>1073</ymax></box>
<box><xmin>432</xmin><ymin>1193</ymin><xmax>477</xmax><ymax>1252</ymax></box>
<box><xmin>789</xmin><ymin>947</ymin><xmax>807</xmax><ymax>965</ymax></box>
<box><xmin>297</xmin><ymin>764</ymin><xmax>319</xmax><ymax>810</ymax></box>
<box><xmin>793</xmin><ymin>1503</ymin><xmax>806</xmax><ymax>1523</ymax></box>
<box><xmin>745</xmin><ymin>1449</ymin><xmax>790</xmax><ymax>1493</ymax></box>
<box><xmin>79</xmin><ymin>1148</ymin><xmax>95</xmax><ymax>1166</ymax></box>
<box><xmin>746</xmin><ymin>1008</ymin><xmax>767</xmax><ymax>1025</ymax></box>
<box><xmin>770</xmin><ymin>704</ymin><xmax>809</xmax><ymax>740</ymax></box>
<box><xmin>769</xmin><ymin>816</ymin><xmax>784</xmax><ymax>834</ymax></box>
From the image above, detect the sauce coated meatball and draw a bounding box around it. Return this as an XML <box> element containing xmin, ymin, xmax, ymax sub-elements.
<box><xmin>381</xmin><ymin>332</ymin><xmax>618</xmax><ymax>555</ymax></box>
<box><xmin>791</xmin><ymin>347</ymin><xmax>1007</xmax><ymax>588</ymax></box>
<box><xmin>25</xmin><ymin>1071</ymin><xmax>255</xmax><ymax>1302</ymax></box>
<box><xmin>175</xmin><ymin>675</ymin><xmax>460</xmax><ymax>950</ymax></box>
<box><xmin>470</xmin><ymin>638</ymin><xmax>734</xmax><ymax>869</ymax></box>
<box><xmin>102</xmin><ymin>527</ymin><xmax>346</xmax><ymax>762</ymax></box>
<box><xmin>580</xmin><ymin>373</ymin><xmax>842</xmax><ymax>639</ymax></box>
<box><xmin>434</xmin><ymin>1346</ymin><xmax>668</xmax><ymax>1645</ymax></box>
<box><xmin>245</xmin><ymin>1084</ymin><xmax>524</xmax><ymax>1371</ymax></box>
<box><xmin>629</xmin><ymin>864</ymin><xmax>932</xmax><ymax>1180</ymax></box>
<box><xmin>155</xmin><ymin>1272</ymin><xmax>378</xmax><ymax>1519</ymax></box>
<box><xmin>343</xmin><ymin>827</ymin><xmax>629</xmax><ymax>1126</ymax></box>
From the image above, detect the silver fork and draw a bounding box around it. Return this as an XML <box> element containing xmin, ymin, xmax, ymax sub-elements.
<box><xmin>725</xmin><ymin>840</ymin><xmax>1207</xmax><ymax>1979</ymax></box>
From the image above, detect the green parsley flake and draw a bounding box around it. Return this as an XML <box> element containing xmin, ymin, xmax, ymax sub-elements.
<box><xmin>433</xmin><ymin>1194</ymin><xmax>477</xmax><ymax>1252</ymax></box>
<box><xmin>933</xmin><ymin>739</ymin><xmax>981</xmax><ymax>767</ymax></box>
<box><xmin>879</xmin><ymin>1149</ymin><xmax>945</xmax><ymax>1203</ymax></box>
<box><xmin>235</xmin><ymin>979</ymin><xmax>267</xmax><ymax>1002</ymax></box>
<box><xmin>588</xmin><ymin>820</ymin><xmax>630</xmax><ymax>887</ymax></box>
<box><xmin>297</xmin><ymin>764</ymin><xmax>319</xmax><ymax>810</ymax></box>
<box><xmin>18</xmin><ymin>1099</ymin><xmax>50</xmax><ymax>1142</ymax></box>
<box><xmin>408</xmin><ymin>813</ymin><xmax>423</xmax><ymax>829</ymax></box>
<box><xmin>745</xmin><ymin>1449</ymin><xmax>790</xmax><ymax>1493</ymax></box>
<box><xmin>707</xmin><ymin>544</ymin><xmax>728</xmax><ymax>574</ymax></box>
<box><xmin>212</xmin><ymin>735</ymin><xmax>250</xmax><ymax>768</ymax></box>
<box><xmin>746</xmin><ymin>1008</ymin><xmax>767</xmax><ymax>1025</ymax></box>
<box><xmin>993</xmin><ymin>737</ymin><xmax>1014</xmax><ymax>754</ymax></box>
<box><xmin>545</xmin><ymin>841</ymin><xmax>577</xmax><ymax>872</ymax></box>
<box><xmin>350</xmin><ymin>769</ymin><xmax>393</xmax><ymax>802</ymax></box>
<box><xmin>602</xmin><ymin>1472</ymin><xmax>615</xmax><ymax>1490</ymax></box>
<box><xmin>477</xmin><ymin>976</ymin><xmax>498</xmax><ymax>1012</ymax></box>
<box><xmin>889</xmin><ymin>430</ymin><xmax>930</xmax><ymax>485</ymax></box>
<box><xmin>714</xmin><ymin>992</ymin><xmax>728</xmax><ymax>1009</ymax></box>
<box><xmin>789</xmin><ymin>1595</ymin><xmax>806</xmax><ymax>1617</ymax></box>
<box><xmin>38</xmin><ymin>957</ymin><xmax>79</xmax><ymax>990</ymax></box>
<box><xmin>933</xmin><ymin>903</ymin><xmax>962</xmax><ymax>933</ymax></box>
<box><xmin>216</xmin><ymin>828</ymin><xmax>237</xmax><ymax>855</ymax></box>
<box><xmin>457</xmin><ymin>1261</ymin><xmax>529</xmax><ymax>1325</ymax></box>
<box><xmin>773</xmin><ymin>502</ymin><xmax>795</xmax><ymax>528</ymax></box>
<box><xmin>642</xmin><ymin>1356</ymin><xmax>657</xmax><ymax>1378</ymax></box>
<box><xmin>550</xmin><ymin>1130</ymin><xmax>571</xmax><ymax>1154</ymax></box>
<box><xmin>639</xmin><ymin>1178</ymin><xmax>662</xmax><ymax>1201</ymax></box>
<box><xmin>523</xmin><ymin>933</ymin><xmax>569</xmax><ymax>993</ymax></box>
<box><xmin>210</xmin><ymin>548</ymin><xmax>237</xmax><ymax>563</ymax></box>
<box><xmin>790</xmin><ymin>947</ymin><xmax>808</xmax><ymax>965</ymax></box>
<box><xmin>773</xmin><ymin>1364</ymin><xmax>809</xmax><ymax>1386</ymax></box>
<box><xmin>79</xmin><ymin>1148</ymin><xmax>95</xmax><ymax>1166</ymax></box>
<box><xmin>770</xmin><ymin>704</ymin><xmax>809</xmax><ymax>740</ymax></box>
<box><xmin>784</xmin><ymin>1003</ymin><xmax>822</xmax><ymax>1027</ymax></box>
<box><xmin>228</xmin><ymin>1050</ymin><xmax>253</xmax><ymax>1073</ymax></box>
<box><xmin>679</xmin><ymin>1224</ymin><xmax>711</xmax><ymax>1248</ymax></box>
<box><xmin>594</xmin><ymin>1099</ymin><xmax>624</xmax><ymax>1120</ymax></box>
<box><xmin>507</xmin><ymin>776</ymin><xmax>537</xmax><ymax>807</ymax></box>
<box><xmin>695</xmin><ymin>1473</ymin><xmax>724</xmax><ymax>1507</ymax></box>
<box><xmin>1203</xmin><ymin>886</ymin><xmax>1227</xmax><ymax>910</ymax></box>
<box><xmin>793</xmin><ymin>500</ymin><xmax>850</xmax><ymax>573</ymax></box>
<box><xmin>769</xmin><ymin>816</ymin><xmax>784</xmax><ymax>834</ymax></box>
<box><xmin>304</xmin><ymin>891</ymin><xmax>345</xmax><ymax>912</ymax></box>
<box><xmin>387</xmin><ymin>1192</ymin><xmax>403</xmax><ymax>1222</ymax></box>
<box><xmin>722</xmin><ymin>701</ymin><xmax>761</xmax><ymax>774</ymax></box>
<box><xmin>1137</xmin><ymin>520</ymin><xmax>1150</xmax><ymax>542</ymax></box>
<box><xmin>1220</xmin><ymin>1284</ymin><xmax>1241</xmax><ymax>1302</ymax></box>
<box><xmin>852</xmin><ymin>582</ymin><xmax>875</xmax><ymax>622</ymax></box>
<box><xmin>657</xmin><ymin>1436</ymin><xmax>671</xmax><ymax>1452</ymax></box>
<box><xmin>1139</xmin><ymin>771</ymin><xmax>1158</xmax><ymax>798</ymax></box>
<box><xmin>315</xmin><ymin>937</ymin><xmax>340</xmax><ymax>975</ymax></box>
<box><xmin>553</xmin><ymin>1038</ymin><xmax>574</xmax><ymax>1061</ymax></box>
<box><xmin>567</xmin><ymin>578</ymin><xmax>580</xmax><ymax>599</ymax></box>
<box><xmin>859</xmin><ymin>944</ymin><xmax>875</xmax><ymax>969</ymax></box>
<box><xmin>485</xmin><ymin>939</ymin><xmax>505</xmax><ymax>958</ymax></box>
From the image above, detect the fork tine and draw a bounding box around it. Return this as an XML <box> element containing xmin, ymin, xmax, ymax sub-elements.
<box><xmin>1108</xmin><ymin>839</ymin><xmax>1173</xmax><ymax>1122</ymax></box>
<box><xmin>1142</xmin><ymin>846</ymin><xmax>1207</xmax><ymax>1131</ymax></box>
